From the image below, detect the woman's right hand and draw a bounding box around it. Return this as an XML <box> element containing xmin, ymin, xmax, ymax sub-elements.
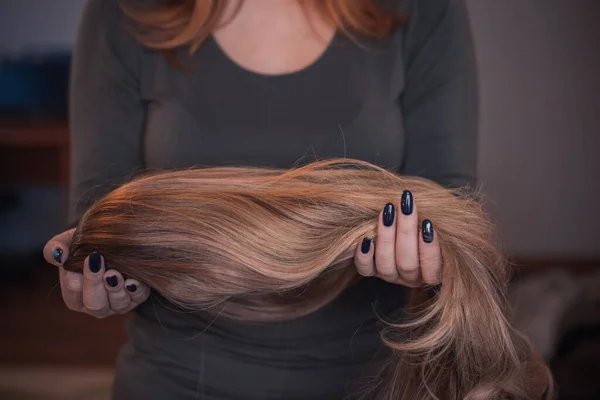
<box><xmin>43</xmin><ymin>229</ymin><xmax>150</xmax><ymax>318</ymax></box>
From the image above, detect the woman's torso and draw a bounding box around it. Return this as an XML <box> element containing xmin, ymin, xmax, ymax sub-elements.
<box><xmin>141</xmin><ymin>33</ymin><xmax>407</xmax><ymax>172</ymax></box>
<box><xmin>118</xmin><ymin>24</ymin><xmax>409</xmax><ymax>400</ymax></box>
<box><xmin>70</xmin><ymin>0</ymin><xmax>478</xmax><ymax>398</ymax></box>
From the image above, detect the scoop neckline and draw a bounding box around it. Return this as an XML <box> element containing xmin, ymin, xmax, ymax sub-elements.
<box><xmin>207</xmin><ymin>31</ymin><xmax>340</xmax><ymax>80</ymax></box>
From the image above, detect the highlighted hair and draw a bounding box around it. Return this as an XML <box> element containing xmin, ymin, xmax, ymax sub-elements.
<box><xmin>65</xmin><ymin>159</ymin><xmax>552</xmax><ymax>399</ymax></box>
<box><xmin>120</xmin><ymin>0</ymin><xmax>404</xmax><ymax>53</ymax></box>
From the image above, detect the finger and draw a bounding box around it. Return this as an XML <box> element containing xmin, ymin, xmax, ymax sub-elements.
<box><xmin>355</xmin><ymin>237</ymin><xmax>375</xmax><ymax>276</ymax></box>
<box><xmin>104</xmin><ymin>270</ymin><xmax>131</xmax><ymax>313</ymax></box>
<box><xmin>83</xmin><ymin>251</ymin><xmax>111</xmax><ymax>317</ymax></box>
<box><xmin>419</xmin><ymin>219</ymin><xmax>443</xmax><ymax>285</ymax></box>
<box><xmin>124</xmin><ymin>278</ymin><xmax>151</xmax><ymax>305</ymax></box>
<box><xmin>395</xmin><ymin>191</ymin><xmax>421</xmax><ymax>286</ymax></box>
<box><xmin>375</xmin><ymin>203</ymin><xmax>399</xmax><ymax>281</ymax></box>
<box><xmin>59</xmin><ymin>268</ymin><xmax>84</xmax><ymax>312</ymax></box>
<box><xmin>43</xmin><ymin>228</ymin><xmax>75</xmax><ymax>266</ymax></box>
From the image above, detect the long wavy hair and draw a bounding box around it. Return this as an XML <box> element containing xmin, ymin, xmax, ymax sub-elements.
<box><xmin>64</xmin><ymin>159</ymin><xmax>552</xmax><ymax>399</ymax></box>
<box><xmin>120</xmin><ymin>0</ymin><xmax>404</xmax><ymax>53</ymax></box>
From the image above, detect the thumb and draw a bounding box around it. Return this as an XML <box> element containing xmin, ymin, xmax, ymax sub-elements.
<box><xmin>43</xmin><ymin>228</ymin><xmax>76</xmax><ymax>267</ymax></box>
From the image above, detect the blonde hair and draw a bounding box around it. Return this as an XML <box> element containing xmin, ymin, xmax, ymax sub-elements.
<box><xmin>65</xmin><ymin>159</ymin><xmax>552</xmax><ymax>399</ymax></box>
<box><xmin>120</xmin><ymin>0</ymin><xmax>404</xmax><ymax>53</ymax></box>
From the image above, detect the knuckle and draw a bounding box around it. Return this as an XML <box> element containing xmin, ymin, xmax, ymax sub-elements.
<box><xmin>110</xmin><ymin>296</ymin><xmax>131</xmax><ymax>311</ymax></box>
<box><xmin>398</xmin><ymin>268</ymin><xmax>420</xmax><ymax>281</ymax></box>
<box><xmin>85</xmin><ymin>307</ymin><xmax>109</xmax><ymax>318</ymax></box>
<box><xmin>132</xmin><ymin>295</ymin><xmax>148</xmax><ymax>304</ymax></box>
<box><xmin>132</xmin><ymin>294</ymin><xmax>150</xmax><ymax>307</ymax></box>
<box><xmin>397</xmin><ymin>263</ymin><xmax>419</xmax><ymax>274</ymax></box>
<box><xmin>356</xmin><ymin>266</ymin><xmax>375</xmax><ymax>276</ymax></box>
<box><xmin>86</xmin><ymin>284</ymin><xmax>107</xmax><ymax>297</ymax></box>
<box><xmin>65</xmin><ymin>302</ymin><xmax>81</xmax><ymax>312</ymax></box>
<box><xmin>354</xmin><ymin>255</ymin><xmax>371</xmax><ymax>266</ymax></box>
<box><xmin>377</xmin><ymin>272</ymin><xmax>399</xmax><ymax>282</ymax></box>
<box><xmin>375</xmin><ymin>263</ymin><xmax>398</xmax><ymax>277</ymax></box>
<box><xmin>115</xmin><ymin>304</ymin><xmax>132</xmax><ymax>314</ymax></box>
<box><xmin>423</xmin><ymin>276</ymin><xmax>442</xmax><ymax>286</ymax></box>
<box><xmin>397</xmin><ymin>217</ymin><xmax>419</xmax><ymax>235</ymax></box>
<box><xmin>112</xmin><ymin>304</ymin><xmax>130</xmax><ymax>313</ymax></box>
<box><xmin>84</xmin><ymin>295</ymin><xmax>108</xmax><ymax>311</ymax></box>
<box><xmin>374</xmin><ymin>254</ymin><xmax>393</xmax><ymax>267</ymax></box>
<box><xmin>395</xmin><ymin>254</ymin><xmax>419</xmax><ymax>272</ymax></box>
<box><xmin>396</xmin><ymin>260</ymin><xmax>421</xmax><ymax>280</ymax></box>
<box><xmin>132</xmin><ymin>292</ymin><xmax>150</xmax><ymax>304</ymax></box>
<box><xmin>84</xmin><ymin>304</ymin><xmax>106</xmax><ymax>313</ymax></box>
<box><xmin>66</xmin><ymin>279</ymin><xmax>83</xmax><ymax>292</ymax></box>
<box><xmin>377</xmin><ymin>237</ymin><xmax>395</xmax><ymax>247</ymax></box>
<box><xmin>397</xmin><ymin>223</ymin><xmax>416</xmax><ymax>236</ymax></box>
<box><xmin>398</xmin><ymin>267</ymin><xmax>421</xmax><ymax>279</ymax></box>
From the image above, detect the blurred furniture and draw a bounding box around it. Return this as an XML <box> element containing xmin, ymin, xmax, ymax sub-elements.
<box><xmin>0</xmin><ymin>49</ymin><xmax>70</xmax><ymax>210</ymax></box>
<box><xmin>0</xmin><ymin>50</ymin><xmax>70</xmax><ymax>259</ymax></box>
<box><xmin>0</xmin><ymin>118</ymin><xmax>69</xmax><ymax>206</ymax></box>
<box><xmin>0</xmin><ymin>50</ymin><xmax>70</xmax><ymax>117</ymax></box>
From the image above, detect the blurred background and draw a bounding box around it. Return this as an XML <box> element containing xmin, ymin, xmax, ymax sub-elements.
<box><xmin>0</xmin><ymin>0</ymin><xmax>598</xmax><ymax>399</ymax></box>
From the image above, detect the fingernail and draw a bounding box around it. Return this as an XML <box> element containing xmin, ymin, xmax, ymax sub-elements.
<box><xmin>53</xmin><ymin>248</ymin><xmax>63</xmax><ymax>264</ymax></box>
<box><xmin>126</xmin><ymin>284</ymin><xmax>137</xmax><ymax>292</ymax></box>
<box><xmin>383</xmin><ymin>203</ymin><xmax>395</xmax><ymax>227</ymax></box>
<box><xmin>106</xmin><ymin>275</ymin><xmax>118</xmax><ymax>288</ymax></box>
<box><xmin>401</xmin><ymin>190</ymin><xmax>413</xmax><ymax>215</ymax></box>
<box><xmin>89</xmin><ymin>251</ymin><xmax>102</xmax><ymax>273</ymax></box>
<box><xmin>361</xmin><ymin>237</ymin><xmax>371</xmax><ymax>254</ymax></box>
<box><xmin>422</xmin><ymin>219</ymin><xmax>434</xmax><ymax>243</ymax></box>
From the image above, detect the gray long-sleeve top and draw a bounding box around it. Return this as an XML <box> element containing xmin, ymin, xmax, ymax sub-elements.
<box><xmin>69</xmin><ymin>0</ymin><xmax>478</xmax><ymax>398</ymax></box>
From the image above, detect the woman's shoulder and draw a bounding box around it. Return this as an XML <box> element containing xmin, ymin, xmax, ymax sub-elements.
<box><xmin>397</xmin><ymin>0</ymin><xmax>472</xmax><ymax>61</ymax></box>
<box><xmin>400</xmin><ymin>0</ymin><xmax>467</xmax><ymax>33</ymax></box>
<box><xmin>399</xmin><ymin>0</ymin><xmax>458</xmax><ymax>15</ymax></box>
<box><xmin>78</xmin><ymin>0</ymin><xmax>148</xmax><ymax>45</ymax></box>
<box><xmin>76</xmin><ymin>0</ymin><xmax>144</xmax><ymax>66</ymax></box>
<box><xmin>82</xmin><ymin>0</ymin><xmax>160</xmax><ymax>27</ymax></box>
<box><xmin>81</xmin><ymin>0</ymin><xmax>129</xmax><ymax>27</ymax></box>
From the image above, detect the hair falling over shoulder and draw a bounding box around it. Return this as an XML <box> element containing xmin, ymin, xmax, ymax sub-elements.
<box><xmin>119</xmin><ymin>0</ymin><xmax>404</xmax><ymax>53</ymax></box>
<box><xmin>64</xmin><ymin>159</ymin><xmax>553</xmax><ymax>399</ymax></box>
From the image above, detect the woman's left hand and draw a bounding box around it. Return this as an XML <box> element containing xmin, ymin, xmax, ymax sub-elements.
<box><xmin>354</xmin><ymin>190</ymin><xmax>442</xmax><ymax>287</ymax></box>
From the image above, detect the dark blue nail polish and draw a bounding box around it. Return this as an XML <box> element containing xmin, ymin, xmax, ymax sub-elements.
<box><xmin>361</xmin><ymin>238</ymin><xmax>371</xmax><ymax>254</ymax></box>
<box><xmin>422</xmin><ymin>219</ymin><xmax>434</xmax><ymax>243</ymax></box>
<box><xmin>89</xmin><ymin>251</ymin><xmax>102</xmax><ymax>273</ymax></box>
<box><xmin>106</xmin><ymin>275</ymin><xmax>118</xmax><ymax>288</ymax></box>
<box><xmin>53</xmin><ymin>248</ymin><xmax>63</xmax><ymax>264</ymax></box>
<box><xmin>383</xmin><ymin>203</ymin><xmax>395</xmax><ymax>227</ymax></box>
<box><xmin>126</xmin><ymin>284</ymin><xmax>137</xmax><ymax>292</ymax></box>
<box><xmin>401</xmin><ymin>190</ymin><xmax>413</xmax><ymax>215</ymax></box>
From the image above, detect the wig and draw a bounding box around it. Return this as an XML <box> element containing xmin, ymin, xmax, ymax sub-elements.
<box><xmin>64</xmin><ymin>159</ymin><xmax>551</xmax><ymax>399</ymax></box>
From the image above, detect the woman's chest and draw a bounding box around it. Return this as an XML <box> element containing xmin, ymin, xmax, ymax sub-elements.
<box><xmin>140</xmin><ymin>35</ymin><xmax>407</xmax><ymax>171</ymax></box>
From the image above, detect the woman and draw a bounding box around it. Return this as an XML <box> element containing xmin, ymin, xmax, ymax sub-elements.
<box><xmin>44</xmin><ymin>0</ymin><xmax>477</xmax><ymax>398</ymax></box>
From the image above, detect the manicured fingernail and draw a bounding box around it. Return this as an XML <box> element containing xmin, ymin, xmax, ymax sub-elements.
<box><xmin>422</xmin><ymin>219</ymin><xmax>434</xmax><ymax>243</ymax></box>
<box><xmin>53</xmin><ymin>248</ymin><xmax>63</xmax><ymax>264</ymax></box>
<box><xmin>106</xmin><ymin>275</ymin><xmax>118</xmax><ymax>288</ymax></box>
<box><xmin>361</xmin><ymin>237</ymin><xmax>371</xmax><ymax>254</ymax></box>
<box><xmin>126</xmin><ymin>284</ymin><xmax>137</xmax><ymax>292</ymax></box>
<box><xmin>383</xmin><ymin>203</ymin><xmax>395</xmax><ymax>227</ymax></box>
<box><xmin>401</xmin><ymin>190</ymin><xmax>413</xmax><ymax>215</ymax></box>
<box><xmin>89</xmin><ymin>251</ymin><xmax>102</xmax><ymax>273</ymax></box>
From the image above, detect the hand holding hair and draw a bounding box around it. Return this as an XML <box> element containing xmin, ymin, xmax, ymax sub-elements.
<box><xmin>58</xmin><ymin>159</ymin><xmax>551</xmax><ymax>399</ymax></box>
<box><xmin>43</xmin><ymin>229</ymin><xmax>150</xmax><ymax>318</ymax></box>
<box><xmin>354</xmin><ymin>189</ymin><xmax>443</xmax><ymax>287</ymax></box>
